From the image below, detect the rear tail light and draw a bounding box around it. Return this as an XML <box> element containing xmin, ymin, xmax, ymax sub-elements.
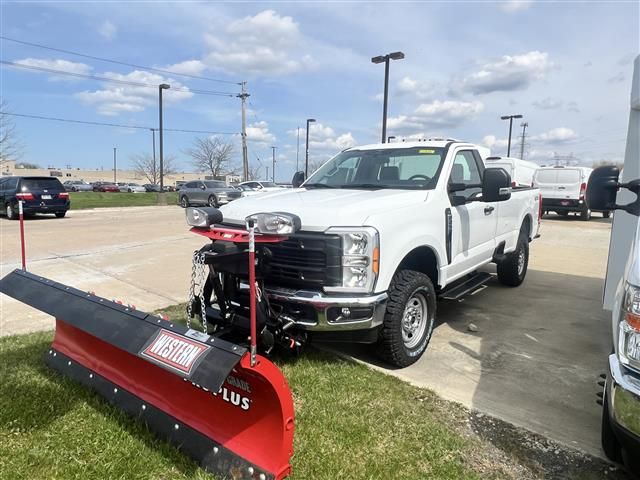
<box><xmin>538</xmin><ymin>193</ymin><xmax>543</xmax><ymax>221</ymax></box>
<box><xmin>58</xmin><ymin>192</ymin><xmax>69</xmax><ymax>198</ymax></box>
<box><xmin>16</xmin><ymin>193</ymin><xmax>34</xmax><ymax>201</ymax></box>
<box><xmin>579</xmin><ymin>182</ymin><xmax>587</xmax><ymax>199</ymax></box>
<box><xmin>511</xmin><ymin>181</ymin><xmax>517</xmax><ymax>188</ymax></box>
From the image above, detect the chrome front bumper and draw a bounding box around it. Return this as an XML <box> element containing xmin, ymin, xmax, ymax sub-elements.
<box><xmin>265</xmin><ymin>287</ymin><xmax>388</xmax><ymax>332</ymax></box>
<box><xmin>609</xmin><ymin>354</ymin><xmax>640</xmax><ymax>438</ymax></box>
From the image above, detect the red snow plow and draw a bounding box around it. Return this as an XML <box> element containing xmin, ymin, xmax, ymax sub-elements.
<box><xmin>0</xmin><ymin>209</ymin><xmax>299</xmax><ymax>480</ymax></box>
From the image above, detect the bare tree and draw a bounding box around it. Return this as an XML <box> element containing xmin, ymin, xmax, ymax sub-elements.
<box><xmin>247</xmin><ymin>164</ymin><xmax>263</xmax><ymax>180</ymax></box>
<box><xmin>188</xmin><ymin>136</ymin><xmax>236</xmax><ymax>178</ymax></box>
<box><xmin>131</xmin><ymin>152</ymin><xmax>177</xmax><ymax>184</ymax></box>
<box><xmin>307</xmin><ymin>158</ymin><xmax>327</xmax><ymax>175</ymax></box>
<box><xmin>1</xmin><ymin>100</ymin><xmax>22</xmax><ymax>165</ymax></box>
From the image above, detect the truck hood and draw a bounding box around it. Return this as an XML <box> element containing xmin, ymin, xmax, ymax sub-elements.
<box><xmin>220</xmin><ymin>188</ymin><xmax>428</xmax><ymax>231</ymax></box>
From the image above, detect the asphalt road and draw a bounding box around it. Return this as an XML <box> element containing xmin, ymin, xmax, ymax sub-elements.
<box><xmin>0</xmin><ymin>207</ymin><xmax>614</xmax><ymax>460</ymax></box>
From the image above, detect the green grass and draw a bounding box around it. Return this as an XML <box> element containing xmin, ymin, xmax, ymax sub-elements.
<box><xmin>69</xmin><ymin>192</ymin><xmax>178</xmax><ymax>209</ymax></box>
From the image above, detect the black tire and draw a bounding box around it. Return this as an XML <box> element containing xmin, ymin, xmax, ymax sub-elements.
<box><xmin>55</xmin><ymin>211</ymin><xmax>66</xmax><ymax>218</ymax></box>
<box><xmin>377</xmin><ymin>270</ymin><xmax>436</xmax><ymax>367</ymax></box>
<box><xmin>601</xmin><ymin>389</ymin><xmax>623</xmax><ymax>463</ymax></box>
<box><xmin>603</xmin><ymin>211</ymin><xmax>611</xmax><ymax>218</ymax></box>
<box><xmin>208</xmin><ymin>195</ymin><xmax>218</xmax><ymax>208</ymax></box>
<box><xmin>497</xmin><ymin>232</ymin><xmax>529</xmax><ymax>287</ymax></box>
<box><xmin>5</xmin><ymin>203</ymin><xmax>17</xmax><ymax>220</ymax></box>
<box><xmin>128</xmin><ymin>188</ymin><xmax>132</xmax><ymax>193</ymax></box>
<box><xmin>581</xmin><ymin>207</ymin><xmax>592</xmax><ymax>221</ymax></box>
<box><xmin>180</xmin><ymin>196</ymin><xmax>190</xmax><ymax>208</ymax></box>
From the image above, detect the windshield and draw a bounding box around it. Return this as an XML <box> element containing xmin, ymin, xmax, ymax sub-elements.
<box><xmin>204</xmin><ymin>181</ymin><xmax>226</xmax><ymax>188</ymax></box>
<box><xmin>260</xmin><ymin>182</ymin><xmax>278</xmax><ymax>188</ymax></box>
<box><xmin>305</xmin><ymin>147</ymin><xmax>445</xmax><ymax>189</ymax></box>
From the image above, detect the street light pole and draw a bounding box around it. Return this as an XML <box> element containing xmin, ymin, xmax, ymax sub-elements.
<box><xmin>271</xmin><ymin>146</ymin><xmax>277</xmax><ymax>182</ymax></box>
<box><xmin>296</xmin><ymin>127</ymin><xmax>300</xmax><ymax>172</ymax></box>
<box><xmin>113</xmin><ymin>147</ymin><xmax>117</xmax><ymax>183</ymax></box>
<box><xmin>500</xmin><ymin>114</ymin><xmax>523</xmax><ymax>157</ymax></box>
<box><xmin>305</xmin><ymin>118</ymin><xmax>315</xmax><ymax>177</ymax></box>
<box><xmin>372</xmin><ymin>51</ymin><xmax>405</xmax><ymax>143</ymax></box>
<box><xmin>158</xmin><ymin>83</ymin><xmax>170</xmax><ymax>193</ymax></box>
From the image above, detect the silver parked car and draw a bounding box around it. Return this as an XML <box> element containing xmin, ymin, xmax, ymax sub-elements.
<box><xmin>63</xmin><ymin>180</ymin><xmax>93</xmax><ymax>192</ymax></box>
<box><xmin>178</xmin><ymin>180</ymin><xmax>241</xmax><ymax>208</ymax></box>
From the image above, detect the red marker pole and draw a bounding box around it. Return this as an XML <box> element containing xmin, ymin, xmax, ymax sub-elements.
<box><xmin>247</xmin><ymin>219</ymin><xmax>257</xmax><ymax>367</ymax></box>
<box><xmin>18</xmin><ymin>200</ymin><xmax>26</xmax><ymax>270</ymax></box>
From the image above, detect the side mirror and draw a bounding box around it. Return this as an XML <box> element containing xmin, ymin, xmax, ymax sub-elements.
<box><xmin>448</xmin><ymin>183</ymin><xmax>467</xmax><ymax>193</ymax></box>
<box><xmin>292</xmin><ymin>171</ymin><xmax>305</xmax><ymax>188</ymax></box>
<box><xmin>482</xmin><ymin>168</ymin><xmax>511</xmax><ymax>202</ymax></box>
<box><xmin>200</xmin><ymin>184</ymin><xmax>206</xmax><ymax>190</ymax></box>
<box><xmin>587</xmin><ymin>166</ymin><xmax>620</xmax><ymax>211</ymax></box>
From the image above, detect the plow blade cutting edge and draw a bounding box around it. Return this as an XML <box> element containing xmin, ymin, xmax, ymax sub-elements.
<box><xmin>0</xmin><ymin>269</ymin><xmax>295</xmax><ymax>480</ymax></box>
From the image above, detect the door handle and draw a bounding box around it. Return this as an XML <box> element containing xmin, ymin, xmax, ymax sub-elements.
<box><xmin>484</xmin><ymin>206</ymin><xmax>495</xmax><ymax>215</ymax></box>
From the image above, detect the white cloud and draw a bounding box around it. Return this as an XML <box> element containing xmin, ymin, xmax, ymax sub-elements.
<box><xmin>482</xmin><ymin>135</ymin><xmax>509</xmax><ymax>150</ymax></box>
<box><xmin>500</xmin><ymin>0</ymin><xmax>533</xmax><ymax>12</ymax></box>
<box><xmin>387</xmin><ymin>99</ymin><xmax>484</xmax><ymax>136</ymax></box>
<box><xmin>608</xmin><ymin>72</ymin><xmax>625</xmax><ymax>84</ymax></box>
<box><xmin>287</xmin><ymin>122</ymin><xmax>356</xmax><ymax>152</ymax></box>
<box><xmin>13</xmin><ymin>58</ymin><xmax>92</xmax><ymax>81</ymax></box>
<box><xmin>533</xmin><ymin>127</ymin><xmax>578</xmax><ymax>144</ymax></box>
<box><xmin>246</xmin><ymin>121</ymin><xmax>276</xmax><ymax>144</ymax></box>
<box><xmin>532</xmin><ymin>97</ymin><xmax>563</xmax><ymax>110</ymax></box>
<box><xmin>203</xmin><ymin>10</ymin><xmax>313</xmax><ymax>76</ymax></box>
<box><xmin>98</xmin><ymin>20</ymin><xmax>117</xmax><ymax>41</ymax></box>
<box><xmin>75</xmin><ymin>70</ymin><xmax>192</xmax><ymax>116</ymax></box>
<box><xmin>455</xmin><ymin>51</ymin><xmax>552</xmax><ymax>95</ymax></box>
<box><xmin>161</xmin><ymin>60</ymin><xmax>207</xmax><ymax>77</ymax></box>
<box><xmin>396</xmin><ymin>76</ymin><xmax>436</xmax><ymax>100</ymax></box>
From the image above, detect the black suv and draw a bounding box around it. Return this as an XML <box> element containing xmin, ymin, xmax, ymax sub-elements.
<box><xmin>0</xmin><ymin>176</ymin><xmax>70</xmax><ymax>219</ymax></box>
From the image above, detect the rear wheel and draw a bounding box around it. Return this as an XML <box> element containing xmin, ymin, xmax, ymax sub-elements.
<box><xmin>497</xmin><ymin>231</ymin><xmax>529</xmax><ymax>287</ymax></box>
<box><xmin>581</xmin><ymin>207</ymin><xmax>592</xmax><ymax>221</ymax></box>
<box><xmin>180</xmin><ymin>196</ymin><xmax>190</xmax><ymax>208</ymax></box>
<box><xmin>5</xmin><ymin>203</ymin><xmax>16</xmax><ymax>220</ymax></box>
<box><xmin>208</xmin><ymin>195</ymin><xmax>218</xmax><ymax>208</ymax></box>
<box><xmin>377</xmin><ymin>270</ymin><xmax>436</xmax><ymax>367</ymax></box>
<box><xmin>55</xmin><ymin>211</ymin><xmax>66</xmax><ymax>218</ymax></box>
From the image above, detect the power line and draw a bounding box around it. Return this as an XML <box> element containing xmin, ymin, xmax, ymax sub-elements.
<box><xmin>2</xmin><ymin>111</ymin><xmax>237</xmax><ymax>135</ymax></box>
<box><xmin>0</xmin><ymin>35</ymin><xmax>240</xmax><ymax>86</ymax></box>
<box><xmin>1</xmin><ymin>60</ymin><xmax>237</xmax><ymax>97</ymax></box>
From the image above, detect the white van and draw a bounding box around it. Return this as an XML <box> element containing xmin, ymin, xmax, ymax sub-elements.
<box><xmin>533</xmin><ymin>166</ymin><xmax>606</xmax><ymax>220</ymax></box>
<box><xmin>485</xmin><ymin>156</ymin><xmax>538</xmax><ymax>188</ymax></box>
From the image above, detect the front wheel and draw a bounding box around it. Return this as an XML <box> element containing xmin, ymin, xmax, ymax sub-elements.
<box><xmin>208</xmin><ymin>195</ymin><xmax>218</xmax><ymax>208</ymax></box>
<box><xmin>497</xmin><ymin>232</ymin><xmax>529</xmax><ymax>287</ymax></box>
<box><xmin>377</xmin><ymin>270</ymin><xmax>436</xmax><ymax>367</ymax></box>
<box><xmin>603</xmin><ymin>211</ymin><xmax>611</xmax><ymax>219</ymax></box>
<box><xmin>180</xmin><ymin>196</ymin><xmax>190</xmax><ymax>208</ymax></box>
<box><xmin>55</xmin><ymin>211</ymin><xmax>66</xmax><ymax>218</ymax></box>
<box><xmin>581</xmin><ymin>207</ymin><xmax>592</xmax><ymax>221</ymax></box>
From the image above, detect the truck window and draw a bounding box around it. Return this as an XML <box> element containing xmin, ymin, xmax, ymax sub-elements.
<box><xmin>534</xmin><ymin>170</ymin><xmax>557</xmax><ymax>183</ymax></box>
<box><xmin>556</xmin><ymin>169</ymin><xmax>580</xmax><ymax>183</ymax></box>
<box><xmin>450</xmin><ymin>151</ymin><xmax>481</xmax><ymax>184</ymax></box>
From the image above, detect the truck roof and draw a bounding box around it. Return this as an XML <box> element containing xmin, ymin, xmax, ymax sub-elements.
<box><xmin>346</xmin><ymin>140</ymin><xmax>475</xmax><ymax>151</ymax></box>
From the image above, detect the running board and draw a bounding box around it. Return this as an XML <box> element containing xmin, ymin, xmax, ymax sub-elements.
<box><xmin>439</xmin><ymin>272</ymin><xmax>493</xmax><ymax>301</ymax></box>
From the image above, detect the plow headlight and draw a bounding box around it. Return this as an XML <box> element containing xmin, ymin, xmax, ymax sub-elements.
<box><xmin>325</xmin><ymin>227</ymin><xmax>379</xmax><ymax>294</ymax></box>
<box><xmin>246</xmin><ymin>212</ymin><xmax>301</xmax><ymax>235</ymax></box>
<box><xmin>186</xmin><ymin>207</ymin><xmax>223</xmax><ymax>228</ymax></box>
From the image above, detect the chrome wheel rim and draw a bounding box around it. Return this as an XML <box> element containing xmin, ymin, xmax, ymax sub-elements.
<box><xmin>181</xmin><ymin>197</ymin><xmax>188</xmax><ymax>207</ymax></box>
<box><xmin>401</xmin><ymin>291</ymin><xmax>428</xmax><ymax>349</ymax></box>
<box><xmin>6</xmin><ymin>204</ymin><xmax>12</xmax><ymax>217</ymax></box>
<box><xmin>517</xmin><ymin>248</ymin><xmax>526</xmax><ymax>276</ymax></box>
<box><xmin>208</xmin><ymin>197</ymin><xmax>216</xmax><ymax>207</ymax></box>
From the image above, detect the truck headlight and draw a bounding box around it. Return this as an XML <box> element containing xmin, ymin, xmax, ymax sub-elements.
<box><xmin>618</xmin><ymin>283</ymin><xmax>640</xmax><ymax>373</ymax></box>
<box><xmin>325</xmin><ymin>227</ymin><xmax>379</xmax><ymax>293</ymax></box>
<box><xmin>186</xmin><ymin>207</ymin><xmax>222</xmax><ymax>228</ymax></box>
<box><xmin>246</xmin><ymin>212</ymin><xmax>301</xmax><ymax>235</ymax></box>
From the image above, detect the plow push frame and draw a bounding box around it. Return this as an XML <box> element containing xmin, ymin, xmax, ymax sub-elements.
<box><xmin>0</xmin><ymin>216</ymin><xmax>296</xmax><ymax>480</ymax></box>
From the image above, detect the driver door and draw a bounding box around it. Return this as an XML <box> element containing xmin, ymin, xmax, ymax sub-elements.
<box><xmin>446</xmin><ymin>150</ymin><xmax>498</xmax><ymax>278</ymax></box>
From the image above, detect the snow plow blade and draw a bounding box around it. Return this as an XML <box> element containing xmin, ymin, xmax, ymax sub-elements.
<box><xmin>0</xmin><ymin>269</ymin><xmax>295</xmax><ymax>480</ymax></box>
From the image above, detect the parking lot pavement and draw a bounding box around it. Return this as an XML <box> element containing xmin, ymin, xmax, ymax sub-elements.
<box><xmin>0</xmin><ymin>206</ymin><xmax>204</xmax><ymax>337</ymax></box>
<box><xmin>334</xmin><ymin>214</ymin><xmax>614</xmax><ymax>458</ymax></box>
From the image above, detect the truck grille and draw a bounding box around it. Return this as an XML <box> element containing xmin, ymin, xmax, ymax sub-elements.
<box><xmin>260</xmin><ymin>233</ymin><xmax>342</xmax><ymax>288</ymax></box>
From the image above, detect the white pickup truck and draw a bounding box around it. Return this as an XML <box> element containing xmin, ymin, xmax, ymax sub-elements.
<box><xmin>219</xmin><ymin>140</ymin><xmax>541</xmax><ymax>366</ymax></box>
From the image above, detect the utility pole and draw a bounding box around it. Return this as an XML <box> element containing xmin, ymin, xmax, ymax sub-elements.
<box><xmin>150</xmin><ymin>128</ymin><xmax>156</xmax><ymax>182</ymax></box>
<box><xmin>271</xmin><ymin>146</ymin><xmax>277</xmax><ymax>183</ymax></box>
<box><xmin>266</xmin><ymin>166</ymin><xmax>269</xmax><ymax>180</ymax></box>
<box><xmin>237</xmin><ymin>82</ymin><xmax>250</xmax><ymax>182</ymax></box>
<box><xmin>519</xmin><ymin>122</ymin><xmax>528</xmax><ymax>160</ymax></box>
<box><xmin>113</xmin><ymin>147</ymin><xmax>117</xmax><ymax>183</ymax></box>
<box><xmin>158</xmin><ymin>83</ymin><xmax>170</xmax><ymax>195</ymax></box>
<box><xmin>305</xmin><ymin>118</ymin><xmax>316</xmax><ymax>177</ymax></box>
<box><xmin>296</xmin><ymin>127</ymin><xmax>300</xmax><ymax>172</ymax></box>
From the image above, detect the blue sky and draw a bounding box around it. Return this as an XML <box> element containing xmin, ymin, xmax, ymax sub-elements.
<box><xmin>1</xmin><ymin>1</ymin><xmax>638</xmax><ymax>181</ymax></box>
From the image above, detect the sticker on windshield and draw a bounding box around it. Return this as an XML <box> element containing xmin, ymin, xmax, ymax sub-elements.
<box><xmin>419</xmin><ymin>149</ymin><xmax>435</xmax><ymax>154</ymax></box>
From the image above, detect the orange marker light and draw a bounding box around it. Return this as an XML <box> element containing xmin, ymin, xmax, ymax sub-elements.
<box><xmin>372</xmin><ymin>247</ymin><xmax>380</xmax><ymax>274</ymax></box>
<box><xmin>626</xmin><ymin>312</ymin><xmax>640</xmax><ymax>331</ymax></box>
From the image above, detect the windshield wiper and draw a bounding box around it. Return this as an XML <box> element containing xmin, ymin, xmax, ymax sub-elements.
<box><xmin>342</xmin><ymin>184</ymin><xmax>392</xmax><ymax>189</ymax></box>
<box><xmin>304</xmin><ymin>183</ymin><xmax>337</xmax><ymax>189</ymax></box>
